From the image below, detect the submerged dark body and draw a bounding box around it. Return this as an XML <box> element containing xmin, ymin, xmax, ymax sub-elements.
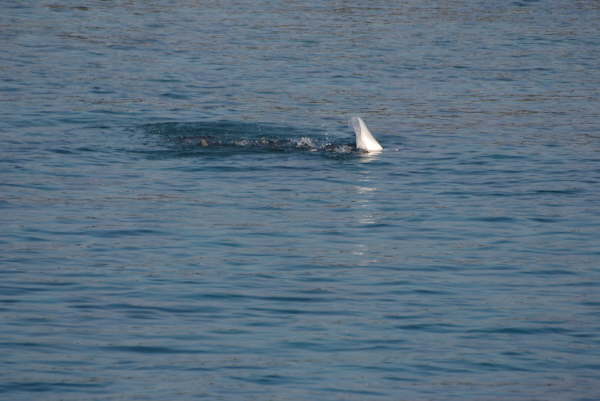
<box><xmin>142</xmin><ymin>121</ymin><xmax>359</xmax><ymax>154</ymax></box>
<box><xmin>180</xmin><ymin>135</ymin><xmax>356</xmax><ymax>153</ymax></box>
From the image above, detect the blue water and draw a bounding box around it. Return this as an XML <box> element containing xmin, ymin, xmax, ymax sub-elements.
<box><xmin>2</xmin><ymin>1</ymin><xmax>600</xmax><ymax>400</ymax></box>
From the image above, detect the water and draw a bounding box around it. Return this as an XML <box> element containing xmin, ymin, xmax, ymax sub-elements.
<box><xmin>1</xmin><ymin>1</ymin><xmax>600</xmax><ymax>400</ymax></box>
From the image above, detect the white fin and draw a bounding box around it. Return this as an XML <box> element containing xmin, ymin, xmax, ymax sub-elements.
<box><xmin>351</xmin><ymin>116</ymin><xmax>383</xmax><ymax>152</ymax></box>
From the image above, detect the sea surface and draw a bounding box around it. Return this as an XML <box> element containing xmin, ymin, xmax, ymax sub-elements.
<box><xmin>1</xmin><ymin>1</ymin><xmax>600</xmax><ymax>400</ymax></box>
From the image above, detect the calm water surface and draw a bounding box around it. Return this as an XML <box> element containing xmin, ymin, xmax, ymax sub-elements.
<box><xmin>1</xmin><ymin>1</ymin><xmax>600</xmax><ymax>400</ymax></box>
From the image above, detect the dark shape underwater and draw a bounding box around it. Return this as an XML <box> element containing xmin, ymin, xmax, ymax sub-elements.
<box><xmin>140</xmin><ymin>119</ymin><xmax>382</xmax><ymax>155</ymax></box>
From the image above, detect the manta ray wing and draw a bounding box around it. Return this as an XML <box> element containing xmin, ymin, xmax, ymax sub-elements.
<box><xmin>351</xmin><ymin>117</ymin><xmax>383</xmax><ymax>152</ymax></box>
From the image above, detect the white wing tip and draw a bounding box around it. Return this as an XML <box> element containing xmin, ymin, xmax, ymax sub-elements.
<box><xmin>350</xmin><ymin>116</ymin><xmax>383</xmax><ymax>152</ymax></box>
